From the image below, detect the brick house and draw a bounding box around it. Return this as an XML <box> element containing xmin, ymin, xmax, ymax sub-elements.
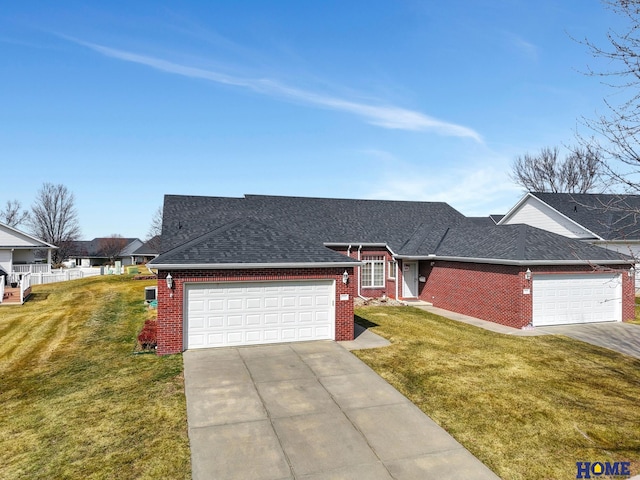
<box><xmin>149</xmin><ymin>194</ymin><xmax>635</xmax><ymax>355</ymax></box>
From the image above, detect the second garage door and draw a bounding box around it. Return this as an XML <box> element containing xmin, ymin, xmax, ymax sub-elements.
<box><xmin>532</xmin><ymin>273</ymin><xmax>622</xmax><ymax>326</ymax></box>
<box><xmin>185</xmin><ymin>280</ymin><xmax>335</xmax><ymax>349</ymax></box>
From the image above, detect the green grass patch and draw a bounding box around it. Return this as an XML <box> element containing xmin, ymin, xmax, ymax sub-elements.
<box><xmin>633</xmin><ymin>297</ymin><xmax>640</xmax><ymax>325</ymax></box>
<box><xmin>353</xmin><ymin>307</ymin><xmax>640</xmax><ymax>480</ymax></box>
<box><xmin>0</xmin><ymin>276</ymin><xmax>190</xmax><ymax>479</ymax></box>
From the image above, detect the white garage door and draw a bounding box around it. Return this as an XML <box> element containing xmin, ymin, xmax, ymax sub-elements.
<box><xmin>532</xmin><ymin>273</ymin><xmax>622</xmax><ymax>326</ymax></box>
<box><xmin>185</xmin><ymin>280</ymin><xmax>335</xmax><ymax>349</ymax></box>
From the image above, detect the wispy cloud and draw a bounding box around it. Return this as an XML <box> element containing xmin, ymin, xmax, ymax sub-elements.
<box><xmin>359</xmin><ymin>149</ymin><xmax>520</xmax><ymax>215</ymax></box>
<box><xmin>504</xmin><ymin>32</ymin><xmax>538</xmax><ymax>61</ymax></box>
<box><xmin>66</xmin><ymin>37</ymin><xmax>482</xmax><ymax>141</ymax></box>
<box><xmin>368</xmin><ymin>168</ymin><xmax>521</xmax><ymax>215</ymax></box>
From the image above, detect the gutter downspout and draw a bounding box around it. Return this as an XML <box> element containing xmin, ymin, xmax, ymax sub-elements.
<box><xmin>357</xmin><ymin>245</ymin><xmax>367</xmax><ymax>299</ymax></box>
<box><xmin>395</xmin><ymin>258</ymin><xmax>399</xmax><ymax>300</ymax></box>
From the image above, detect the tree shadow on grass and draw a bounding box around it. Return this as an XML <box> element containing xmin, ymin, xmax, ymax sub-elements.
<box><xmin>27</xmin><ymin>293</ymin><xmax>50</xmax><ymax>303</ymax></box>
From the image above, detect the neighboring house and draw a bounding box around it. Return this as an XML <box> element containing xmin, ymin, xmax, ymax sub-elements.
<box><xmin>66</xmin><ymin>238</ymin><xmax>144</xmax><ymax>267</ymax></box>
<box><xmin>0</xmin><ymin>221</ymin><xmax>56</xmax><ymax>280</ymax></box>
<box><xmin>0</xmin><ymin>221</ymin><xmax>56</xmax><ymax>304</ymax></box>
<box><xmin>130</xmin><ymin>236</ymin><xmax>160</xmax><ymax>264</ymax></box>
<box><xmin>149</xmin><ymin>194</ymin><xmax>635</xmax><ymax>355</ymax></box>
<box><xmin>499</xmin><ymin>192</ymin><xmax>640</xmax><ymax>285</ymax></box>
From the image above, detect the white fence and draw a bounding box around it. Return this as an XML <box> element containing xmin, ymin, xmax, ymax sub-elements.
<box><xmin>20</xmin><ymin>273</ymin><xmax>31</xmax><ymax>303</ymax></box>
<box><xmin>12</xmin><ymin>264</ymin><xmax>51</xmax><ymax>274</ymax></box>
<box><xmin>29</xmin><ymin>268</ymin><xmax>102</xmax><ymax>286</ymax></box>
<box><xmin>0</xmin><ymin>275</ymin><xmax>4</xmax><ymax>304</ymax></box>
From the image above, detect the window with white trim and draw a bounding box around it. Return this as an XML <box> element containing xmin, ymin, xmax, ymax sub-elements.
<box><xmin>362</xmin><ymin>256</ymin><xmax>385</xmax><ymax>288</ymax></box>
<box><xmin>388</xmin><ymin>260</ymin><xmax>397</xmax><ymax>279</ymax></box>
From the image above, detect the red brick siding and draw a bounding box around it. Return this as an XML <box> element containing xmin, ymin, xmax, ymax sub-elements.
<box><xmin>156</xmin><ymin>267</ymin><xmax>355</xmax><ymax>355</ymax></box>
<box><xmin>419</xmin><ymin>261</ymin><xmax>529</xmax><ymax>328</ymax></box>
<box><xmin>329</xmin><ymin>247</ymin><xmax>397</xmax><ymax>298</ymax></box>
<box><xmin>417</xmin><ymin>261</ymin><xmax>634</xmax><ymax>329</ymax></box>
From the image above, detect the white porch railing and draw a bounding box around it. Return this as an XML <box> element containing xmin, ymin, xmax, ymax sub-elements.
<box><xmin>12</xmin><ymin>264</ymin><xmax>51</xmax><ymax>274</ymax></box>
<box><xmin>20</xmin><ymin>273</ymin><xmax>31</xmax><ymax>303</ymax></box>
<box><xmin>0</xmin><ymin>275</ymin><xmax>4</xmax><ymax>304</ymax></box>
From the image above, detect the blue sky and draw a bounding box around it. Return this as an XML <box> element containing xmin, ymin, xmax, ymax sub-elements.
<box><xmin>1</xmin><ymin>1</ymin><xmax>624</xmax><ymax>240</ymax></box>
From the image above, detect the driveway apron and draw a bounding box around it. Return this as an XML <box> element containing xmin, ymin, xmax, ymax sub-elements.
<box><xmin>537</xmin><ymin>322</ymin><xmax>640</xmax><ymax>359</ymax></box>
<box><xmin>183</xmin><ymin>341</ymin><xmax>499</xmax><ymax>480</ymax></box>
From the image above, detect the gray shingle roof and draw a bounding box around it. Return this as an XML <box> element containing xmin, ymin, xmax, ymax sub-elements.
<box><xmin>152</xmin><ymin>194</ymin><xmax>633</xmax><ymax>267</ymax></box>
<box><xmin>159</xmin><ymin>194</ymin><xmax>467</xmax><ymax>254</ymax></box>
<box><xmin>132</xmin><ymin>236</ymin><xmax>160</xmax><ymax>256</ymax></box>
<box><xmin>154</xmin><ymin>219</ymin><xmax>359</xmax><ymax>265</ymax></box>
<box><xmin>467</xmin><ymin>216</ymin><xmax>496</xmax><ymax>227</ymax></box>
<box><xmin>430</xmin><ymin>224</ymin><xmax>631</xmax><ymax>262</ymax></box>
<box><xmin>532</xmin><ymin>192</ymin><xmax>640</xmax><ymax>240</ymax></box>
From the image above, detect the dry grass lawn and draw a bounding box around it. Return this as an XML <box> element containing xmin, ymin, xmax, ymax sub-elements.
<box><xmin>633</xmin><ymin>298</ymin><xmax>640</xmax><ymax>325</ymax></box>
<box><xmin>353</xmin><ymin>307</ymin><xmax>640</xmax><ymax>480</ymax></box>
<box><xmin>0</xmin><ymin>275</ymin><xmax>190</xmax><ymax>479</ymax></box>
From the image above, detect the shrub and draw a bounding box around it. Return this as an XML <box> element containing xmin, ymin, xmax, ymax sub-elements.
<box><xmin>137</xmin><ymin>319</ymin><xmax>157</xmax><ymax>351</ymax></box>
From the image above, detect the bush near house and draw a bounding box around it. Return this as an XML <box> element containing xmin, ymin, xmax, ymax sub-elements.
<box><xmin>137</xmin><ymin>319</ymin><xmax>158</xmax><ymax>351</ymax></box>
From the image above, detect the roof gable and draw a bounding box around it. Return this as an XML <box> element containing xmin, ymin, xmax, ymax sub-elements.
<box><xmin>0</xmin><ymin>222</ymin><xmax>56</xmax><ymax>249</ymax></box>
<box><xmin>499</xmin><ymin>193</ymin><xmax>596</xmax><ymax>239</ymax></box>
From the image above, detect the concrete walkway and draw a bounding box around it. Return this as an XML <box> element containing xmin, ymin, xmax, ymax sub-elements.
<box><xmin>418</xmin><ymin>305</ymin><xmax>640</xmax><ymax>359</ymax></box>
<box><xmin>183</xmin><ymin>341</ymin><xmax>499</xmax><ymax>480</ymax></box>
<box><xmin>417</xmin><ymin>305</ymin><xmax>547</xmax><ymax>336</ymax></box>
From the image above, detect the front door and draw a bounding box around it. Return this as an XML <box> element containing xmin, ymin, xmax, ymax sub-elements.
<box><xmin>402</xmin><ymin>262</ymin><xmax>419</xmax><ymax>298</ymax></box>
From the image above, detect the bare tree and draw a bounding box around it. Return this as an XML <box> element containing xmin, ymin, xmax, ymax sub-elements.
<box><xmin>98</xmin><ymin>234</ymin><xmax>128</xmax><ymax>263</ymax></box>
<box><xmin>29</xmin><ymin>183</ymin><xmax>81</xmax><ymax>264</ymax></box>
<box><xmin>510</xmin><ymin>145</ymin><xmax>603</xmax><ymax>193</ymax></box>
<box><xmin>0</xmin><ymin>200</ymin><xmax>29</xmax><ymax>227</ymax></box>
<box><xmin>146</xmin><ymin>206</ymin><xmax>163</xmax><ymax>252</ymax></box>
<box><xmin>578</xmin><ymin>0</ymin><xmax>640</xmax><ymax>193</ymax></box>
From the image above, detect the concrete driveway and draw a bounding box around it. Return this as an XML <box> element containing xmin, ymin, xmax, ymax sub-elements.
<box><xmin>537</xmin><ymin>322</ymin><xmax>640</xmax><ymax>359</ymax></box>
<box><xmin>183</xmin><ymin>341</ymin><xmax>499</xmax><ymax>480</ymax></box>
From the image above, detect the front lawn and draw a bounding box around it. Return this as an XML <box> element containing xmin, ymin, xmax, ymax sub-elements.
<box><xmin>0</xmin><ymin>276</ymin><xmax>190</xmax><ymax>479</ymax></box>
<box><xmin>633</xmin><ymin>297</ymin><xmax>640</xmax><ymax>325</ymax></box>
<box><xmin>353</xmin><ymin>307</ymin><xmax>640</xmax><ymax>480</ymax></box>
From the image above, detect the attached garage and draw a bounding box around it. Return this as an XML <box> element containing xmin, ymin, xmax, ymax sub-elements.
<box><xmin>150</xmin><ymin>194</ymin><xmax>636</xmax><ymax>354</ymax></box>
<box><xmin>532</xmin><ymin>273</ymin><xmax>622</xmax><ymax>326</ymax></box>
<box><xmin>185</xmin><ymin>280</ymin><xmax>336</xmax><ymax>349</ymax></box>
